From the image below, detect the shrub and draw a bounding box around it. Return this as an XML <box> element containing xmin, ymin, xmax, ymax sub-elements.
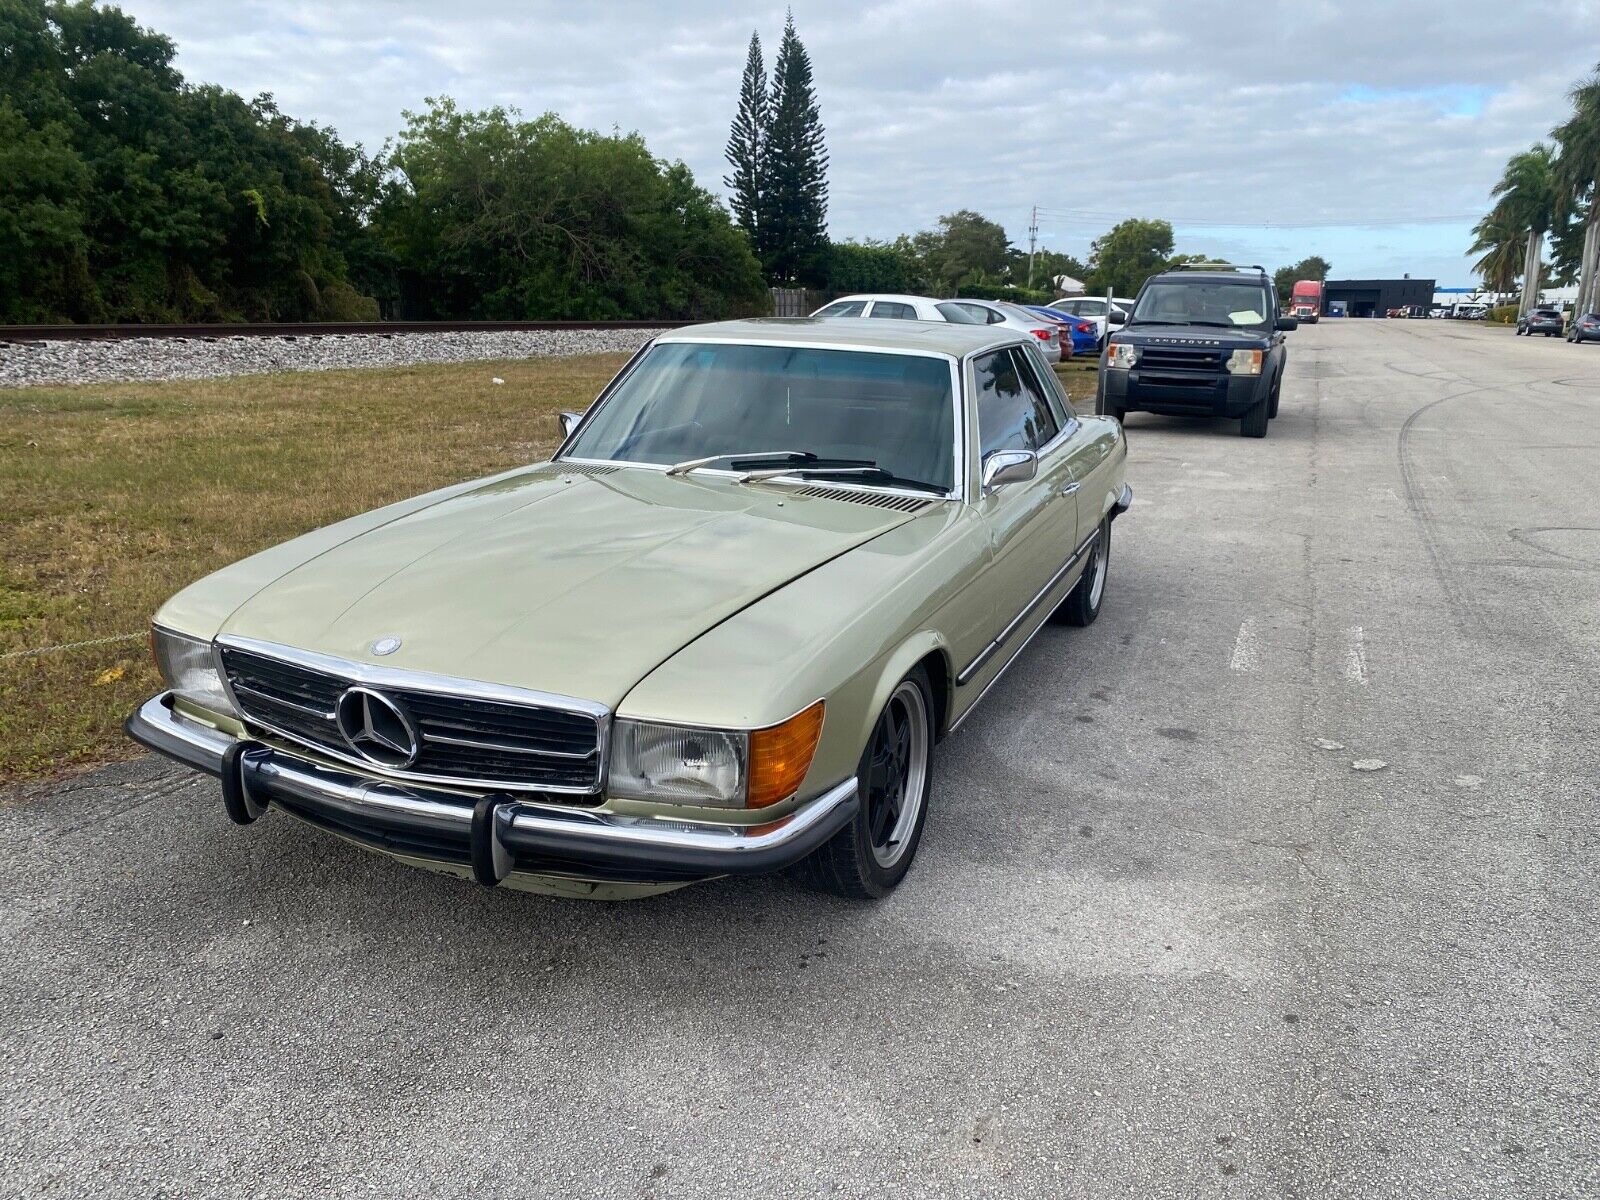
<box><xmin>955</xmin><ymin>283</ymin><xmax>1052</xmax><ymax>306</ymax></box>
<box><xmin>1486</xmin><ymin>305</ymin><xmax>1518</xmax><ymax>324</ymax></box>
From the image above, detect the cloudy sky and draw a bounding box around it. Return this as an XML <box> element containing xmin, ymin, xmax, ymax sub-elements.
<box><xmin>120</xmin><ymin>0</ymin><xmax>1600</xmax><ymax>286</ymax></box>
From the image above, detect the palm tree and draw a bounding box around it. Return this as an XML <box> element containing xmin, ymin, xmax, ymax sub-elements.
<box><xmin>1483</xmin><ymin>143</ymin><xmax>1558</xmax><ymax>317</ymax></box>
<box><xmin>1553</xmin><ymin>69</ymin><xmax>1600</xmax><ymax>312</ymax></box>
<box><xmin>1469</xmin><ymin>211</ymin><xmax>1523</xmax><ymax>294</ymax></box>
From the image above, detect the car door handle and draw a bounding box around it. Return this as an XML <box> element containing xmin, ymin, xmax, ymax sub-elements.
<box><xmin>1059</xmin><ymin>482</ymin><xmax>1081</xmax><ymax>496</ymax></box>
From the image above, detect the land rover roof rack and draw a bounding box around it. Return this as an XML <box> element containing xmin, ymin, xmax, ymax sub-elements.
<box><xmin>1170</xmin><ymin>261</ymin><xmax>1267</xmax><ymax>274</ymax></box>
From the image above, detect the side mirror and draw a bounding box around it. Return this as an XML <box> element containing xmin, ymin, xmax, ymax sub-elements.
<box><xmin>1275</xmin><ymin>317</ymin><xmax>1299</xmax><ymax>331</ymax></box>
<box><xmin>558</xmin><ymin>411</ymin><xmax>582</xmax><ymax>439</ymax></box>
<box><xmin>1107</xmin><ymin>310</ymin><xmax>1128</xmax><ymax>326</ymax></box>
<box><xmin>981</xmin><ymin>449</ymin><xmax>1038</xmax><ymax>493</ymax></box>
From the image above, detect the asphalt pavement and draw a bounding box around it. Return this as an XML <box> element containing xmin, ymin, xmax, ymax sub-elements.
<box><xmin>2</xmin><ymin>319</ymin><xmax>1596</xmax><ymax>1199</ymax></box>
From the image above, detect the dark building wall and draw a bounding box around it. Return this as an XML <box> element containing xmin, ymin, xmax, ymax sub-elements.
<box><xmin>1324</xmin><ymin>278</ymin><xmax>1436</xmax><ymax>317</ymax></box>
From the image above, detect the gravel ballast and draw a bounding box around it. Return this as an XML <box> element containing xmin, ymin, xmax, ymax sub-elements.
<box><xmin>0</xmin><ymin>328</ymin><xmax>671</xmax><ymax>388</ymax></box>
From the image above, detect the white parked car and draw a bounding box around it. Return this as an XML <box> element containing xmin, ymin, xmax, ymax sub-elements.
<box><xmin>810</xmin><ymin>294</ymin><xmax>968</xmax><ymax>322</ymax></box>
<box><xmin>1047</xmin><ymin>296</ymin><xmax>1137</xmax><ymax>348</ymax></box>
<box><xmin>934</xmin><ymin>299</ymin><xmax>1065</xmax><ymax>361</ymax></box>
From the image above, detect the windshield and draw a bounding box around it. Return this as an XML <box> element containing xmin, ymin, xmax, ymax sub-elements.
<box><xmin>1132</xmin><ymin>280</ymin><xmax>1272</xmax><ymax>327</ymax></box>
<box><xmin>564</xmin><ymin>342</ymin><xmax>957</xmax><ymax>491</ymax></box>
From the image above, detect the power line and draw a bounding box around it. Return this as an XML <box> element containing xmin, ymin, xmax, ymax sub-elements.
<box><xmin>1034</xmin><ymin>206</ymin><xmax>1482</xmax><ymax>231</ymax></box>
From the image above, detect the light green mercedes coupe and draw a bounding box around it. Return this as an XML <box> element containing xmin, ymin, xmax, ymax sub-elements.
<box><xmin>128</xmin><ymin>319</ymin><xmax>1130</xmax><ymax>899</ymax></box>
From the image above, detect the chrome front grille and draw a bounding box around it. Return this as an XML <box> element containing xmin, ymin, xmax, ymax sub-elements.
<box><xmin>217</xmin><ymin>642</ymin><xmax>605</xmax><ymax>793</ymax></box>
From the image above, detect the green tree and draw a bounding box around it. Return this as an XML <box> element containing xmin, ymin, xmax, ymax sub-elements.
<box><xmin>723</xmin><ymin>31</ymin><xmax>767</xmax><ymax>256</ymax></box>
<box><xmin>376</xmin><ymin>99</ymin><xmax>765</xmax><ymax>320</ymax></box>
<box><xmin>1272</xmin><ymin>255</ymin><xmax>1332</xmax><ymax>305</ymax></box>
<box><xmin>761</xmin><ymin>13</ymin><xmax>828</xmax><ymax>285</ymax></box>
<box><xmin>1552</xmin><ymin>68</ymin><xmax>1600</xmax><ymax>312</ymax></box>
<box><xmin>1468</xmin><ymin>211</ymin><xmax>1523</xmax><ymax>293</ymax></box>
<box><xmin>0</xmin><ymin>0</ymin><xmax>379</xmax><ymax>321</ymax></box>
<box><xmin>825</xmin><ymin>240</ymin><xmax>908</xmax><ymax>292</ymax></box>
<box><xmin>1086</xmin><ymin>219</ymin><xmax>1174</xmax><ymax>296</ymax></box>
<box><xmin>1483</xmin><ymin>143</ymin><xmax>1559</xmax><ymax>315</ymax></box>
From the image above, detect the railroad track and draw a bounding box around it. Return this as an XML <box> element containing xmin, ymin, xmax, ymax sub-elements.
<box><xmin>0</xmin><ymin>319</ymin><xmax>691</xmax><ymax>343</ymax></box>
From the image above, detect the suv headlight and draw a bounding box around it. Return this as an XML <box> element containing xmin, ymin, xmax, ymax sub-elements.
<box><xmin>151</xmin><ymin>626</ymin><xmax>237</xmax><ymax>716</ymax></box>
<box><xmin>1225</xmin><ymin>349</ymin><xmax>1264</xmax><ymax>375</ymax></box>
<box><xmin>1106</xmin><ymin>342</ymin><xmax>1139</xmax><ymax>370</ymax></box>
<box><xmin>610</xmin><ymin>701</ymin><xmax>824</xmax><ymax>809</ymax></box>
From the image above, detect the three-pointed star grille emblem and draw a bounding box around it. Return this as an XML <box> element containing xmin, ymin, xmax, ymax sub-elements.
<box><xmin>335</xmin><ymin>686</ymin><xmax>420</xmax><ymax>768</ymax></box>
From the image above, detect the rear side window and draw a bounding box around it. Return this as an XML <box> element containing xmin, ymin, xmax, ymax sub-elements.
<box><xmin>973</xmin><ymin>348</ymin><xmax>1059</xmax><ymax>457</ymax></box>
<box><xmin>815</xmin><ymin>301</ymin><xmax>866</xmax><ymax>318</ymax></box>
<box><xmin>937</xmin><ymin>302</ymin><xmax>985</xmax><ymax>325</ymax></box>
<box><xmin>953</xmin><ymin>302</ymin><xmax>1004</xmax><ymax>325</ymax></box>
<box><xmin>868</xmin><ymin>301</ymin><xmax>917</xmax><ymax>320</ymax></box>
<box><xmin>1014</xmin><ymin>343</ymin><xmax>1074</xmax><ymax>428</ymax></box>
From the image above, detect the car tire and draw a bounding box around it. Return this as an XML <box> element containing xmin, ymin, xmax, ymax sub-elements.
<box><xmin>1267</xmin><ymin>373</ymin><xmax>1281</xmax><ymax>419</ymax></box>
<box><xmin>1054</xmin><ymin>517</ymin><xmax>1110</xmax><ymax>627</ymax></box>
<box><xmin>795</xmin><ymin>667</ymin><xmax>934</xmax><ymax>900</ymax></box>
<box><xmin>1240</xmin><ymin>395</ymin><xmax>1269</xmax><ymax>438</ymax></box>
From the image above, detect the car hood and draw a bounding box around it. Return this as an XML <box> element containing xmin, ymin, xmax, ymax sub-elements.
<box><xmin>1117</xmin><ymin>322</ymin><xmax>1270</xmax><ymax>347</ymax></box>
<box><xmin>216</xmin><ymin>464</ymin><xmax>921</xmax><ymax>708</ymax></box>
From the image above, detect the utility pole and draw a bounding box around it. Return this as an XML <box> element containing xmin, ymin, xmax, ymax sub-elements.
<box><xmin>1027</xmin><ymin>205</ymin><xmax>1038</xmax><ymax>288</ymax></box>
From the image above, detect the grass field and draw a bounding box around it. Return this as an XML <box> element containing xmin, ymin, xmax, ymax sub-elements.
<box><xmin>0</xmin><ymin>354</ymin><xmax>631</xmax><ymax>786</ymax></box>
<box><xmin>0</xmin><ymin>352</ymin><xmax>1101</xmax><ymax>787</ymax></box>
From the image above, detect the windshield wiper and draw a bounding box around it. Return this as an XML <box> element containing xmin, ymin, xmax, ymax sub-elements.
<box><xmin>664</xmin><ymin>449</ymin><xmax>816</xmax><ymax>475</ymax></box>
<box><xmin>740</xmin><ymin>464</ymin><xmax>947</xmax><ymax>495</ymax></box>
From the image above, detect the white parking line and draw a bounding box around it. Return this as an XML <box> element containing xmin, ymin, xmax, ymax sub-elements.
<box><xmin>1343</xmin><ymin>626</ymin><xmax>1369</xmax><ymax>686</ymax></box>
<box><xmin>1229</xmin><ymin>617</ymin><xmax>1260</xmax><ymax>672</ymax></box>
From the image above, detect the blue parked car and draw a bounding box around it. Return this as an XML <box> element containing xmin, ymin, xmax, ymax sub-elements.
<box><xmin>1025</xmin><ymin>305</ymin><xmax>1099</xmax><ymax>359</ymax></box>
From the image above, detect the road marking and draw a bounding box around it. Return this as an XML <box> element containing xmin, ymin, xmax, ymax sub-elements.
<box><xmin>1229</xmin><ymin>617</ymin><xmax>1260</xmax><ymax>673</ymax></box>
<box><xmin>1343</xmin><ymin>626</ymin><xmax>1369</xmax><ymax>686</ymax></box>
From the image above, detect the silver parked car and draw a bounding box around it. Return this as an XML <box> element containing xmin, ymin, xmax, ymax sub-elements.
<box><xmin>936</xmin><ymin>299</ymin><xmax>1065</xmax><ymax>361</ymax></box>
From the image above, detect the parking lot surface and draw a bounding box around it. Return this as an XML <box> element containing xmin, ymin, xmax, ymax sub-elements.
<box><xmin>2</xmin><ymin>320</ymin><xmax>1596</xmax><ymax>1199</ymax></box>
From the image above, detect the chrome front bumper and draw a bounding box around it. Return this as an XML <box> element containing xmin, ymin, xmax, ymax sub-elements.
<box><xmin>126</xmin><ymin>693</ymin><xmax>858</xmax><ymax>887</ymax></box>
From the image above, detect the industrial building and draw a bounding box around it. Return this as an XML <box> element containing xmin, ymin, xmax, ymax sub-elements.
<box><xmin>1323</xmin><ymin>278</ymin><xmax>1437</xmax><ymax>317</ymax></box>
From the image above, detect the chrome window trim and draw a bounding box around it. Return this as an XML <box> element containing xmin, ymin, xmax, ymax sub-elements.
<box><xmin>555</xmin><ymin>339</ymin><xmax>968</xmax><ymax>502</ymax></box>
<box><xmin>962</xmin><ymin>338</ymin><xmax>1077</xmax><ymax>483</ymax></box>
<box><xmin>553</xmin><ymin>339</ymin><xmax>656</xmax><ymax>459</ymax></box>
<box><xmin>954</xmin><ymin>527</ymin><xmax>1100</xmax><ymax>687</ymax></box>
<box><xmin>215</xmin><ymin>635</ymin><xmax>609</xmax><ymax>796</ymax></box>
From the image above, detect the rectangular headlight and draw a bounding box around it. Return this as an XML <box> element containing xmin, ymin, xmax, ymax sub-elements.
<box><xmin>609</xmin><ymin>702</ymin><xmax>826</xmax><ymax>809</ymax></box>
<box><xmin>610</xmin><ymin>720</ymin><xmax>748</xmax><ymax>807</ymax></box>
<box><xmin>1106</xmin><ymin>342</ymin><xmax>1138</xmax><ymax>370</ymax></box>
<box><xmin>151</xmin><ymin>626</ymin><xmax>237</xmax><ymax>716</ymax></box>
<box><xmin>1225</xmin><ymin>349</ymin><xmax>1264</xmax><ymax>375</ymax></box>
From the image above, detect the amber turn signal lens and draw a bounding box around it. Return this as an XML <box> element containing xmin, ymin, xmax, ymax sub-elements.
<box><xmin>746</xmin><ymin>701</ymin><xmax>825</xmax><ymax>809</ymax></box>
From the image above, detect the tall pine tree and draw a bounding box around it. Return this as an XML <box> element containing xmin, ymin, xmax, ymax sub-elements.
<box><xmin>723</xmin><ymin>32</ymin><xmax>767</xmax><ymax>254</ymax></box>
<box><xmin>762</xmin><ymin>13</ymin><xmax>829</xmax><ymax>286</ymax></box>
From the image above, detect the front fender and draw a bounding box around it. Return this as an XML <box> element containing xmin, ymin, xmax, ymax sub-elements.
<box><xmin>617</xmin><ymin>506</ymin><xmax>982</xmax><ymax>801</ymax></box>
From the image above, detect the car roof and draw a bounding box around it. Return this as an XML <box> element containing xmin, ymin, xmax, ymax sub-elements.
<box><xmin>660</xmin><ymin>317</ymin><xmax>1026</xmax><ymax>356</ymax></box>
<box><xmin>1146</xmin><ymin>269</ymin><xmax>1268</xmax><ymax>285</ymax></box>
<box><xmin>825</xmin><ymin>293</ymin><xmax>943</xmax><ymax>306</ymax></box>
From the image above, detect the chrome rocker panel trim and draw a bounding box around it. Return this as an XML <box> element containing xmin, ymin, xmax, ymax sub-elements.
<box><xmin>126</xmin><ymin>693</ymin><xmax>858</xmax><ymax>886</ymax></box>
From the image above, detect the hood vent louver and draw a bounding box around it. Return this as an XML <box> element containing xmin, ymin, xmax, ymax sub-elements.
<box><xmin>788</xmin><ymin>485</ymin><xmax>935</xmax><ymax>513</ymax></box>
<box><xmin>542</xmin><ymin>462</ymin><xmax>620</xmax><ymax>477</ymax></box>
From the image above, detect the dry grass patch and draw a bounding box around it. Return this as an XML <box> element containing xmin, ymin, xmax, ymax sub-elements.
<box><xmin>0</xmin><ymin>353</ymin><xmax>630</xmax><ymax>786</ymax></box>
<box><xmin>1054</xmin><ymin>358</ymin><xmax>1101</xmax><ymax>409</ymax></box>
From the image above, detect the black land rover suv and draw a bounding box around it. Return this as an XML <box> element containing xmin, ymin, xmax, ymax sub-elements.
<box><xmin>1098</xmin><ymin>264</ymin><xmax>1296</xmax><ymax>438</ymax></box>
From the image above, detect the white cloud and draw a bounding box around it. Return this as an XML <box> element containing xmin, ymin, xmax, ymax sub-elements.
<box><xmin>120</xmin><ymin>0</ymin><xmax>1600</xmax><ymax>284</ymax></box>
